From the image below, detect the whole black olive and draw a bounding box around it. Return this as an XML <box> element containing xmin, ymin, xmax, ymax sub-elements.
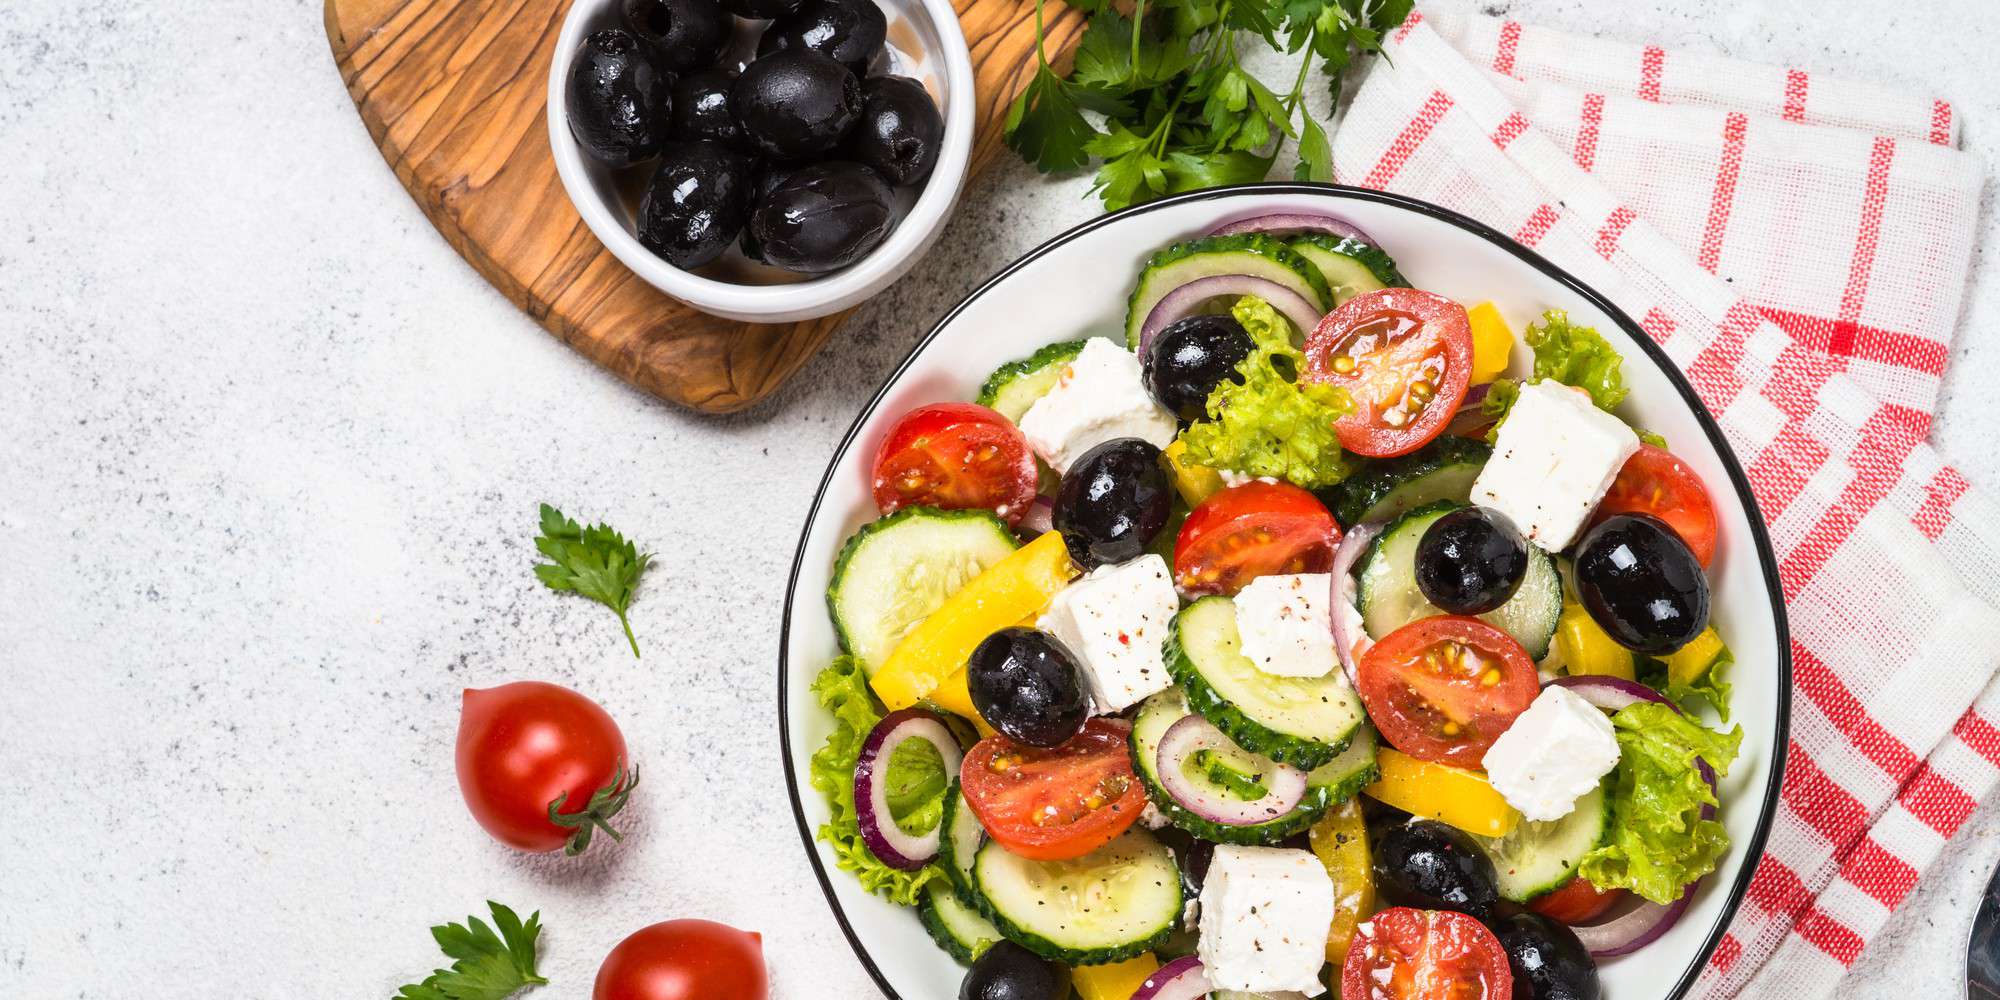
<box><xmin>732</xmin><ymin>48</ymin><xmax>864</xmax><ymax>160</ymax></box>
<box><xmin>839</xmin><ymin>76</ymin><xmax>945</xmax><ymax>186</ymax></box>
<box><xmin>1373</xmin><ymin>819</ymin><xmax>1501</xmax><ymax>918</ymax></box>
<box><xmin>724</xmin><ymin>0</ymin><xmax>804</xmax><ymax>17</ymax></box>
<box><xmin>669</xmin><ymin>69</ymin><xmax>744</xmax><ymax>149</ymax></box>
<box><xmin>757</xmin><ymin>0</ymin><xmax>888</xmax><ymax>73</ymax></box>
<box><xmin>1493</xmin><ymin>912</ymin><xmax>1601</xmax><ymax>1000</ymax></box>
<box><xmin>747</xmin><ymin>161</ymin><xmax>894</xmax><ymax>272</ymax></box>
<box><xmin>637</xmin><ymin>141</ymin><xmax>752</xmax><ymax>269</ymax></box>
<box><xmin>1574</xmin><ymin>513</ymin><xmax>1710</xmax><ymax>654</ymax></box>
<box><xmin>564</xmin><ymin>29</ymin><xmax>675</xmax><ymax>167</ymax></box>
<box><xmin>967</xmin><ymin>628</ymin><xmax>1089</xmax><ymax>747</ymax></box>
<box><xmin>1142</xmin><ymin>314</ymin><xmax>1255</xmax><ymax>421</ymax></box>
<box><xmin>1416</xmin><ymin>506</ymin><xmax>1530</xmax><ymax>615</ymax></box>
<box><xmin>621</xmin><ymin>0</ymin><xmax>731</xmax><ymax>73</ymax></box>
<box><xmin>1053</xmin><ymin>439</ymin><xmax>1173</xmax><ymax>569</ymax></box>
<box><xmin>960</xmin><ymin>941</ymin><xmax>1070</xmax><ymax>1000</ymax></box>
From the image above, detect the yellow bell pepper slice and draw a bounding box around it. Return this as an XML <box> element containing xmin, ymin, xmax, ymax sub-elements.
<box><xmin>1308</xmin><ymin>798</ymin><xmax>1375</xmax><ymax>966</ymax></box>
<box><xmin>1557</xmin><ymin>601</ymin><xmax>1636</xmax><ymax>680</ymax></box>
<box><xmin>1663</xmin><ymin>626</ymin><xmax>1727</xmax><ymax>689</ymax></box>
<box><xmin>871</xmin><ymin>530</ymin><xmax>1077</xmax><ymax>711</ymax></box>
<box><xmin>1163</xmin><ymin>438</ymin><xmax>1225</xmax><ymax>507</ymax></box>
<box><xmin>1467</xmin><ymin>303</ymin><xmax>1515</xmax><ymax>385</ymax></box>
<box><xmin>1364</xmin><ymin>747</ymin><xmax>1520</xmax><ymax>838</ymax></box>
<box><xmin>925</xmin><ymin>667</ymin><xmax>995</xmax><ymax>737</ymax></box>
<box><xmin>1071</xmin><ymin>953</ymin><xmax>1159</xmax><ymax>1000</ymax></box>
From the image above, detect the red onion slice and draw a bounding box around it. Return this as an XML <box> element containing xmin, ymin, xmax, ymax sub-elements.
<box><xmin>853</xmin><ymin>708</ymin><xmax>963</xmax><ymax>870</ymax></box>
<box><xmin>1329</xmin><ymin>520</ymin><xmax>1384</xmax><ymax>689</ymax></box>
<box><xmin>1137</xmin><ymin>275</ymin><xmax>1324</xmax><ymax>355</ymax></box>
<box><xmin>1209</xmin><ymin>212</ymin><xmax>1379</xmax><ymax>246</ymax></box>
<box><xmin>1017</xmin><ymin>496</ymin><xmax>1054</xmax><ymax>539</ymax></box>
<box><xmin>1131</xmin><ymin>955</ymin><xmax>1214</xmax><ymax>1000</ymax></box>
<box><xmin>1155</xmin><ymin>714</ymin><xmax>1308</xmax><ymax>825</ymax></box>
<box><xmin>1547</xmin><ymin>675</ymin><xmax>1674</xmax><ymax>713</ymax></box>
<box><xmin>1571</xmin><ymin>882</ymin><xmax>1696</xmax><ymax>957</ymax></box>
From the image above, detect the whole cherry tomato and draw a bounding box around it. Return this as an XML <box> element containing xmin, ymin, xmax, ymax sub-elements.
<box><xmin>455</xmin><ymin>681</ymin><xmax>637</xmax><ymax>854</ymax></box>
<box><xmin>594</xmin><ymin>919</ymin><xmax>769</xmax><ymax>1000</ymax></box>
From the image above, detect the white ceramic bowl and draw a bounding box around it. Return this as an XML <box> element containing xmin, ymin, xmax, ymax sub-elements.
<box><xmin>780</xmin><ymin>185</ymin><xmax>1791</xmax><ymax>999</ymax></box>
<box><xmin>547</xmin><ymin>0</ymin><xmax>974</xmax><ymax>324</ymax></box>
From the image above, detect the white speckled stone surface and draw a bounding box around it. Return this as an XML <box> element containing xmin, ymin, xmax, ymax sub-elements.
<box><xmin>0</xmin><ymin>0</ymin><xmax>1991</xmax><ymax>996</ymax></box>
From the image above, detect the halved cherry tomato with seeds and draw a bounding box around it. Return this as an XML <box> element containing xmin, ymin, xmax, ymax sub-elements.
<box><xmin>959</xmin><ymin>718</ymin><xmax>1146</xmax><ymax>861</ymax></box>
<box><xmin>1342</xmin><ymin>907</ymin><xmax>1513</xmax><ymax>1000</ymax></box>
<box><xmin>871</xmin><ymin>402</ymin><xmax>1039</xmax><ymax>525</ymax></box>
<box><xmin>1357</xmin><ymin>616</ymin><xmax>1539</xmax><ymax>768</ymax></box>
<box><xmin>1304</xmin><ymin>288</ymin><xmax>1474</xmax><ymax>458</ymax></box>
<box><xmin>1594</xmin><ymin>443</ymin><xmax>1718</xmax><ymax>567</ymax></box>
<box><xmin>1173</xmin><ymin>481</ymin><xmax>1339</xmax><ymax>595</ymax></box>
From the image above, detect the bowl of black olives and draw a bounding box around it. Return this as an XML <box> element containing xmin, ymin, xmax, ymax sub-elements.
<box><xmin>548</xmin><ymin>0</ymin><xmax>971</xmax><ymax>322</ymax></box>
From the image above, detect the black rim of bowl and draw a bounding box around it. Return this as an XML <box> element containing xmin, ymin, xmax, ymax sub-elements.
<box><xmin>775</xmin><ymin>180</ymin><xmax>1793</xmax><ymax>1000</ymax></box>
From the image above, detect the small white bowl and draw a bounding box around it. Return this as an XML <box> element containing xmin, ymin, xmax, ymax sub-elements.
<box><xmin>547</xmin><ymin>0</ymin><xmax>974</xmax><ymax>324</ymax></box>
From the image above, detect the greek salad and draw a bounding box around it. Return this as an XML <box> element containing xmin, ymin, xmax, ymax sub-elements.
<box><xmin>807</xmin><ymin>212</ymin><xmax>1744</xmax><ymax>1000</ymax></box>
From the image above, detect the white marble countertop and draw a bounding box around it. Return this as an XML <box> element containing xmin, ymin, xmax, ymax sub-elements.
<box><xmin>0</xmin><ymin>0</ymin><xmax>1992</xmax><ymax>996</ymax></box>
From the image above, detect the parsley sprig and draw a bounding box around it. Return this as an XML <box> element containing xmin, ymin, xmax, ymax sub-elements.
<box><xmin>394</xmin><ymin>901</ymin><xmax>547</xmax><ymax>1000</ymax></box>
<box><xmin>1005</xmin><ymin>0</ymin><xmax>1413</xmax><ymax>210</ymax></box>
<box><xmin>534</xmin><ymin>504</ymin><xmax>651</xmax><ymax>658</ymax></box>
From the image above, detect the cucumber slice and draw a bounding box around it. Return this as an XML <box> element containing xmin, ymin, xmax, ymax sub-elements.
<box><xmin>939</xmin><ymin>780</ymin><xmax>987</xmax><ymax>904</ymax></box>
<box><xmin>828</xmin><ymin>507</ymin><xmax>1019</xmax><ymax>674</ymax></box>
<box><xmin>1322</xmin><ymin>437</ymin><xmax>1491</xmax><ymax>528</ymax></box>
<box><xmin>1471</xmin><ymin>785</ymin><xmax>1610</xmax><ymax>901</ymax></box>
<box><xmin>919</xmin><ymin>882</ymin><xmax>1003</xmax><ymax>963</ymax></box>
<box><xmin>1124</xmin><ymin>235</ymin><xmax>1332</xmax><ymax>349</ymax></box>
<box><xmin>1289</xmin><ymin>236</ymin><xmax>1409</xmax><ymax>305</ymax></box>
<box><xmin>1357</xmin><ymin>502</ymin><xmax>1563</xmax><ymax>660</ymax></box>
<box><xmin>1165</xmin><ymin>596</ymin><xmax>1367</xmax><ymax>769</ymax></box>
<box><xmin>973</xmin><ymin>829</ymin><xmax>1183</xmax><ymax>965</ymax></box>
<box><xmin>1130</xmin><ymin>690</ymin><xmax>1378</xmax><ymax>844</ymax></box>
<box><xmin>975</xmin><ymin>339</ymin><xmax>1089</xmax><ymax>423</ymax></box>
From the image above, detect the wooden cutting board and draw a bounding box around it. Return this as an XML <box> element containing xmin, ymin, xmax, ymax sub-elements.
<box><xmin>324</xmin><ymin>0</ymin><xmax>1083</xmax><ymax>412</ymax></box>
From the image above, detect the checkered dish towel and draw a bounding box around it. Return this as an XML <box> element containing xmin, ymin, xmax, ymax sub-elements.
<box><xmin>1334</xmin><ymin>8</ymin><xmax>1992</xmax><ymax>997</ymax></box>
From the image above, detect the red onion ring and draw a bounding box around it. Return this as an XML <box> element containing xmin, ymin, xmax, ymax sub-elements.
<box><xmin>1328</xmin><ymin>521</ymin><xmax>1384</xmax><ymax>689</ymax></box>
<box><xmin>1137</xmin><ymin>275</ymin><xmax>1324</xmax><ymax>355</ymax></box>
<box><xmin>1570</xmin><ymin>882</ymin><xmax>1696</xmax><ymax>957</ymax></box>
<box><xmin>853</xmin><ymin>708</ymin><xmax>962</xmax><ymax>870</ymax></box>
<box><xmin>1156</xmin><ymin>715</ymin><xmax>1308</xmax><ymax>825</ymax></box>
<box><xmin>1017</xmin><ymin>496</ymin><xmax>1054</xmax><ymax>539</ymax></box>
<box><xmin>1547</xmin><ymin>675</ymin><xmax>1674</xmax><ymax>713</ymax></box>
<box><xmin>1208</xmin><ymin>212</ymin><xmax>1379</xmax><ymax>246</ymax></box>
<box><xmin>1131</xmin><ymin>955</ymin><xmax>1214</xmax><ymax>1000</ymax></box>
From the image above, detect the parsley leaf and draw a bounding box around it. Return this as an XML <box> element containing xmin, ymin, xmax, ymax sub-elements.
<box><xmin>394</xmin><ymin>902</ymin><xmax>547</xmax><ymax>1000</ymax></box>
<box><xmin>534</xmin><ymin>504</ymin><xmax>650</xmax><ymax>658</ymax></box>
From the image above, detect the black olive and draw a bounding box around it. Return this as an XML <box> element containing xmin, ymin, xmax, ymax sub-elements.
<box><xmin>1493</xmin><ymin>912</ymin><xmax>1601</xmax><ymax>1000</ymax></box>
<box><xmin>1373</xmin><ymin>818</ymin><xmax>1501</xmax><ymax>918</ymax></box>
<box><xmin>724</xmin><ymin>0</ymin><xmax>804</xmax><ymax>17</ymax></box>
<box><xmin>564</xmin><ymin>29</ymin><xmax>675</xmax><ymax>167</ymax></box>
<box><xmin>747</xmin><ymin>161</ymin><xmax>894</xmax><ymax>272</ymax></box>
<box><xmin>669</xmin><ymin>69</ymin><xmax>745</xmax><ymax>149</ymax></box>
<box><xmin>960</xmin><ymin>941</ymin><xmax>1070</xmax><ymax>1000</ymax></box>
<box><xmin>621</xmin><ymin>0</ymin><xmax>731</xmax><ymax>73</ymax></box>
<box><xmin>839</xmin><ymin>76</ymin><xmax>945</xmax><ymax>186</ymax></box>
<box><xmin>1574</xmin><ymin>513</ymin><xmax>1710</xmax><ymax>654</ymax></box>
<box><xmin>757</xmin><ymin>0</ymin><xmax>887</xmax><ymax>74</ymax></box>
<box><xmin>637</xmin><ymin>141</ymin><xmax>752</xmax><ymax>269</ymax></box>
<box><xmin>1142</xmin><ymin>314</ymin><xmax>1255</xmax><ymax>421</ymax></box>
<box><xmin>1053</xmin><ymin>439</ymin><xmax>1173</xmax><ymax>569</ymax></box>
<box><xmin>1415</xmin><ymin>506</ymin><xmax>1530</xmax><ymax>615</ymax></box>
<box><xmin>732</xmin><ymin>49</ymin><xmax>864</xmax><ymax>160</ymax></box>
<box><xmin>967</xmin><ymin>628</ymin><xmax>1089</xmax><ymax>748</ymax></box>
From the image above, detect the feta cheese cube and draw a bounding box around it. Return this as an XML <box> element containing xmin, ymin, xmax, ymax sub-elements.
<box><xmin>1482</xmin><ymin>686</ymin><xmax>1621</xmax><ymax>821</ymax></box>
<box><xmin>1037</xmin><ymin>554</ymin><xmax>1179</xmax><ymax>713</ymax></box>
<box><xmin>1234</xmin><ymin>574</ymin><xmax>1338</xmax><ymax>678</ymax></box>
<box><xmin>1197</xmin><ymin>846</ymin><xmax>1335</xmax><ymax>997</ymax></box>
<box><xmin>1017</xmin><ymin>338</ymin><xmax>1177</xmax><ymax>474</ymax></box>
<box><xmin>1470</xmin><ymin>380</ymin><xmax>1640</xmax><ymax>550</ymax></box>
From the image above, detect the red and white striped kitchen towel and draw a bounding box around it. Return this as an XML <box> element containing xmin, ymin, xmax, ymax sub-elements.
<box><xmin>1333</xmin><ymin>8</ymin><xmax>1992</xmax><ymax>997</ymax></box>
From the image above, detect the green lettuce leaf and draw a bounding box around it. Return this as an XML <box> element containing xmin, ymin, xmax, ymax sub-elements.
<box><xmin>1178</xmin><ymin>296</ymin><xmax>1357</xmax><ymax>490</ymax></box>
<box><xmin>1578</xmin><ymin>702</ymin><xmax>1743</xmax><ymax>905</ymax></box>
<box><xmin>1639</xmin><ymin>649</ymin><xmax>1735</xmax><ymax>723</ymax></box>
<box><xmin>808</xmin><ymin>657</ymin><xmax>949</xmax><ymax>905</ymax></box>
<box><xmin>1526</xmin><ymin>310</ymin><xmax>1629</xmax><ymax>411</ymax></box>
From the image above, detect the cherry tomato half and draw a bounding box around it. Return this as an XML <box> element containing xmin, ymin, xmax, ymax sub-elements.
<box><xmin>1304</xmin><ymin>288</ymin><xmax>1474</xmax><ymax>458</ymax></box>
<box><xmin>1529</xmin><ymin>876</ymin><xmax>1628</xmax><ymax>925</ymax></box>
<box><xmin>1173</xmin><ymin>481</ymin><xmax>1340</xmax><ymax>595</ymax></box>
<box><xmin>1594</xmin><ymin>444</ymin><xmax>1718</xmax><ymax>567</ymax></box>
<box><xmin>594</xmin><ymin>919</ymin><xmax>768</xmax><ymax>1000</ymax></box>
<box><xmin>870</xmin><ymin>402</ymin><xmax>1039</xmax><ymax>525</ymax></box>
<box><xmin>456</xmin><ymin>681</ymin><xmax>636</xmax><ymax>854</ymax></box>
<box><xmin>1342</xmin><ymin>907</ymin><xmax>1514</xmax><ymax>1000</ymax></box>
<box><xmin>1357</xmin><ymin>617</ymin><xmax>1540</xmax><ymax>768</ymax></box>
<box><xmin>960</xmin><ymin>718</ymin><xmax>1146</xmax><ymax>861</ymax></box>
